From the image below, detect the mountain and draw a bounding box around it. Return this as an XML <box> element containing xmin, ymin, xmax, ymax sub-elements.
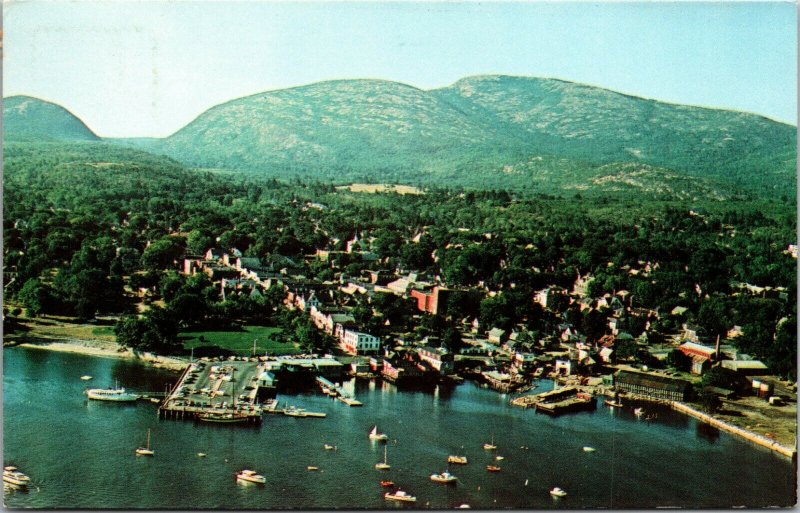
<box><xmin>144</xmin><ymin>75</ymin><xmax>794</xmax><ymax>194</ymax></box>
<box><xmin>4</xmin><ymin>96</ymin><xmax>99</xmax><ymax>142</ymax></box>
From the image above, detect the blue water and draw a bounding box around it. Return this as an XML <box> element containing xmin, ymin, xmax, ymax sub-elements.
<box><xmin>3</xmin><ymin>347</ymin><xmax>796</xmax><ymax>509</ymax></box>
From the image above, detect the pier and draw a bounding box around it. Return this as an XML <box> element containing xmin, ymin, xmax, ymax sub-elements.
<box><xmin>158</xmin><ymin>360</ymin><xmax>266</xmax><ymax>424</ymax></box>
<box><xmin>510</xmin><ymin>386</ymin><xmax>597</xmax><ymax>415</ymax></box>
<box><xmin>316</xmin><ymin>376</ymin><xmax>363</xmax><ymax>406</ymax></box>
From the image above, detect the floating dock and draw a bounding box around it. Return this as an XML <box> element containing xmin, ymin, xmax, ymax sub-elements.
<box><xmin>316</xmin><ymin>376</ymin><xmax>362</xmax><ymax>406</ymax></box>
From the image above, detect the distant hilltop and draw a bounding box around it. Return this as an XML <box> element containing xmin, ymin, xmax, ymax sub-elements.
<box><xmin>4</xmin><ymin>75</ymin><xmax>796</xmax><ymax>196</ymax></box>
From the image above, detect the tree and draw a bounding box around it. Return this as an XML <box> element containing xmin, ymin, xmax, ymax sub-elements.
<box><xmin>698</xmin><ymin>388</ymin><xmax>722</xmax><ymax>413</ymax></box>
<box><xmin>141</xmin><ymin>236</ymin><xmax>185</xmax><ymax>271</ymax></box>
<box><xmin>666</xmin><ymin>349</ymin><xmax>690</xmax><ymax>372</ymax></box>
<box><xmin>18</xmin><ymin>278</ymin><xmax>50</xmax><ymax>317</ymax></box>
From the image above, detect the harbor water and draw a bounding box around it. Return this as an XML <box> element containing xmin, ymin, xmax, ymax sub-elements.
<box><xmin>3</xmin><ymin>347</ymin><xmax>796</xmax><ymax>509</ymax></box>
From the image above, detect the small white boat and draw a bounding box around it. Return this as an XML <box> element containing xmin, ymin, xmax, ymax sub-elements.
<box><xmin>236</xmin><ymin>469</ymin><xmax>266</xmax><ymax>484</ymax></box>
<box><xmin>458</xmin><ymin>504</ymin><xmax>471</xmax><ymax>509</ymax></box>
<box><xmin>583</xmin><ymin>446</ymin><xmax>596</xmax><ymax>452</ymax></box>
<box><xmin>197</xmin><ymin>453</ymin><xmax>207</xmax><ymax>458</ymax></box>
<box><xmin>634</xmin><ymin>407</ymin><xmax>644</xmax><ymax>416</ymax></box>
<box><xmin>430</xmin><ymin>471</ymin><xmax>458</xmax><ymax>484</ymax></box>
<box><xmin>80</xmin><ymin>375</ymin><xmax>93</xmax><ymax>381</ymax></box>
<box><xmin>495</xmin><ymin>455</ymin><xmax>504</xmax><ymax>461</ymax></box>
<box><xmin>375</xmin><ymin>445</ymin><xmax>391</xmax><ymax>470</ymax></box>
<box><xmin>135</xmin><ymin>429</ymin><xmax>155</xmax><ymax>456</ymax></box>
<box><xmin>550</xmin><ymin>487</ymin><xmax>567</xmax><ymax>497</ymax></box>
<box><xmin>3</xmin><ymin>466</ymin><xmax>30</xmax><ymax>487</ymax></box>
<box><xmin>447</xmin><ymin>455</ymin><xmax>468</xmax><ymax>465</ymax></box>
<box><xmin>385</xmin><ymin>490</ymin><xmax>417</xmax><ymax>502</ymax></box>
<box><xmin>369</xmin><ymin>425</ymin><xmax>388</xmax><ymax>442</ymax></box>
<box><xmin>324</xmin><ymin>444</ymin><xmax>336</xmax><ymax>451</ymax></box>
<box><xmin>307</xmin><ymin>466</ymin><xmax>319</xmax><ymax>471</ymax></box>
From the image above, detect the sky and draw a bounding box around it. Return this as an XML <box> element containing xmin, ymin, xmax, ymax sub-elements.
<box><xmin>3</xmin><ymin>1</ymin><xmax>797</xmax><ymax>138</ymax></box>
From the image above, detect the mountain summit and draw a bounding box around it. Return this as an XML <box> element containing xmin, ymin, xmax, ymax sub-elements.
<box><xmin>4</xmin><ymin>96</ymin><xmax>99</xmax><ymax>142</ymax></box>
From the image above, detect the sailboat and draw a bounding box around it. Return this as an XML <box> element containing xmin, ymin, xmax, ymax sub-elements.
<box><xmin>369</xmin><ymin>425</ymin><xmax>388</xmax><ymax>442</ymax></box>
<box><xmin>483</xmin><ymin>434</ymin><xmax>497</xmax><ymax>450</ymax></box>
<box><xmin>135</xmin><ymin>429</ymin><xmax>155</xmax><ymax>456</ymax></box>
<box><xmin>375</xmin><ymin>445</ymin><xmax>390</xmax><ymax>470</ymax></box>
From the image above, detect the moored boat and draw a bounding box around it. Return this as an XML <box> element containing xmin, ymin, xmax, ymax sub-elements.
<box><xmin>236</xmin><ymin>469</ymin><xmax>266</xmax><ymax>484</ymax></box>
<box><xmin>385</xmin><ymin>490</ymin><xmax>417</xmax><ymax>502</ymax></box>
<box><xmin>369</xmin><ymin>425</ymin><xmax>388</xmax><ymax>441</ymax></box>
<box><xmin>447</xmin><ymin>455</ymin><xmax>468</xmax><ymax>465</ymax></box>
<box><xmin>135</xmin><ymin>429</ymin><xmax>155</xmax><ymax>456</ymax></box>
<box><xmin>198</xmin><ymin>412</ymin><xmax>249</xmax><ymax>423</ymax></box>
<box><xmin>80</xmin><ymin>375</ymin><xmax>93</xmax><ymax>381</ymax></box>
<box><xmin>3</xmin><ymin>466</ymin><xmax>30</xmax><ymax>487</ymax></box>
<box><xmin>380</xmin><ymin>480</ymin><xmax>395</xmax><ymax>487</ymax></box>
<box><xmin>550</xmin><ymin>487</ymin><xmax>567</xmax><ymax>497</ymax></box>
<box><xmin>485</xmin><ymin>465</ymin><xmax>501</xmax><ymax>472</ymax></box>
<box><xmin>483</xmin><ymin>434</ymin><xmax>497</xmax><ymax>450</ymax></box>
<box><xmin>430</xmin><ymin>471</ymin><xmax>458</xmax><ymax>484</ymax></box>
<box><xmin>583</xmin><ymin>446</ymin><xmax>596</xmax><ymax>452</ymax></box>
<box><xmin>307</xmin><ymin>466</ymin><xmax>319</xmax><ymax>471</ymax></box>
<box><xmin>375</xmin><ymin>445</ymin><xmax>391</xmax><ymax>470</ymax></box>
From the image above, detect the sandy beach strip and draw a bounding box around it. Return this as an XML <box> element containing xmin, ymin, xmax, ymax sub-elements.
<box><xmin>12</xmin><ymin>339</ymin><xmax>188</xmax><ymax>370</ymax></box>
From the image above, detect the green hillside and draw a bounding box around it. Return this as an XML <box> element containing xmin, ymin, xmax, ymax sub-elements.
<box><xmin>144</xmin><ymin>75</ymin><xmax>794</xmax><ymax>195</ymax></box>
<box><xmin>3</xmin><ymin>96</ymin><xmax>99</xmax><ymax>142</ymax></box>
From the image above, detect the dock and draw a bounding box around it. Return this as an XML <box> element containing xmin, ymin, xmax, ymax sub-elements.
<box><xmin>158</xmin><ymin>360</ymin><xmax>266</xmax><ymax>424</ymax></box>
<box><xmin>510</xmin><ymin>386</ymin><xmax>597</xmax><ymax>415</ymax></box>
<box><xmin>316</xmin><ymin>376</ymin><xmax>362</xmax><ymax>406</ymax></box>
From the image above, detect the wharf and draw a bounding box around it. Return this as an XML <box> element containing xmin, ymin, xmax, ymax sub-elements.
<box><xmin>158</xmin><ymin>360</ymin><xmax>265</xmax><ymax>424</ymax></box>
<box><xmin>316</xmin><ymin>376</ymin><xmax>363</xmax><ymax>406</ymax></box>
<box><xmin>511</xmin><ymin>386</ymin><xmax>597</xmax><ymax>415</ymax></box>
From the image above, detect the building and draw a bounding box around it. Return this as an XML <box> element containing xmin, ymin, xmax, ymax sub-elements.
<box><xmin>614</xmin><ymin>370</ymin><xmax>691</xmax><ymax>401</ymax></box>
<box><xmin>416</xmin><ymin>345</ymin><xmax>454</xmax><ymax>374</ymax></box>
<box><xmin>410</xmin><ymin>286</ymin><xmax>450</xmax><ymax>315</ymax></box>
<box><xmin>678</xmin><ymin>341</ymin><xmax>718</xmax><ymax>374</ymax></box>
<box><xmin>340</xmin><ymin>330</ymin><xmax>381</xmax><ymax>355</ymax></box>
<box><xmin>487</xmin><ymin>328</ymin><xmax>507</xmax><ymax>344</ymax></box>
<box><xmin>721</xmin><ymin>360</ymin><xmax>769</xmax><ymax>376</ymax></box>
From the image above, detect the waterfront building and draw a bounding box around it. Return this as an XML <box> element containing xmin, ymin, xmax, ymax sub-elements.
<box><xmin>340</xmin><ymin>330</ymin><xmax>381</xmax><ymax>355</ymax></box>
<box><xmin>614</xmin><ymin>370</ymin><xmax>692</xmax><ymax>401</ymax></box>
<box><xmin>416</xmin><ymin>345</ymin><xmax>454</xmax><ymax>374</ymax></box>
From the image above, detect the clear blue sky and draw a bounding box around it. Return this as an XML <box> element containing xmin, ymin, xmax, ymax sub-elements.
<box><xmin>4</xmin><ymin>1</ymin><xmax>796</xmax><ymax>137</ymax></box>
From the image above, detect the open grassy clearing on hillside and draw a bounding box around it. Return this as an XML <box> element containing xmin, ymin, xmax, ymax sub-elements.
<box><xmin>180</xmin><ymin>326</ymin><xmax>299</xmax><ymax>355</ymax></box>
<box><xmin>337</xmin><ymin>183</ymin><xmax>425</xmax><ymax>195</ymax></box>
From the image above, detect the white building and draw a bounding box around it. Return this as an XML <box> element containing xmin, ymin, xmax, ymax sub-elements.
<box><xmin>340</xmin><ymin>330</ymin><xmax>381</xmax><ymax>355</ymax></box>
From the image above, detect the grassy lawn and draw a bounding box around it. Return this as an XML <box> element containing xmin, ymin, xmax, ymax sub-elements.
<box><xmin>180</xmin><ymin>326</ymin><xmax>300</xmax><ymax>355</ymax></box>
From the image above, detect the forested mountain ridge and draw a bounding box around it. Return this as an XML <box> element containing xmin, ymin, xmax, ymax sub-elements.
<box><xmin>3</xmin><ymin>96</ymin><xmax>99</xmax><ymax>142</ymax></box>
<box><xmin>4</xmin><ymin>76</ymin><xmax>796</xmax><ymax>196</ymax></box>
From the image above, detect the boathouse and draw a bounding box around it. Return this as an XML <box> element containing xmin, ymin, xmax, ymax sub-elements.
<box><xmin>614</xmin><ymin>370</ymin><xmax>691</xmax><ymax>401</ymax></box>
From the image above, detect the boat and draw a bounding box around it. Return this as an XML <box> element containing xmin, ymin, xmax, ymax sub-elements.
<box><xmin>197</xmin><ymin>453</ymin><xmax>207</xmax><ymax>457</ymax></box>
<box><xmin>135</xmin><ymin>429</ymin><xmax>155</xmax><ymax>456</ymax></box>
<box><xmin>495</xmin><ymin>455</ymin><xmax>504</xmax><ymax>461</ymax></box>
<box><xmin>384</xmin><ymin>490</ymin><xmax>417</xmax><ymax>502</ymax></box>
<box><xmin>380</xmin><ymin>480</ymin><xmax>395</xmax><ymax>487</ymax></box>
<box><xmin>375</xmin><ymin>446</ymin><xmax>391</xmax><ymax>470</ymax></box>
<box><xmin>458</xmin><ymin>504</ymin><xmax>471</xmax><ymax>509</ymax></box>
<box><xmin>303</xmin><ymin>411</ymin><xmax>327</xmax><ymax>418</ymax></box>
<box><xmin>86</xmin><ymin>383</ymin><xmax>138</xmax><ymax>402</ymax></box>
<box><xmin>485</xmin><ymin>465</ymin><xmax>501</xmax><ymax>472</ymax></box>
<box><xmin>307</xmin><ymin>466</ymin><xmax>319</xmax><ymax>471</ymax></box>
<box><xmin>369</xmin><ymin>425</ymin><xmax>388</xmax><ymax>441</ymax></box>
<box><xmin>605</xmin><ymin>399</ymin><xmax>623</xmax><ymax>408</ymax></box>
<box><xmin>284</xmin><ymin>406</ymin><xmax>308</xmax><ymax>417</ymax></box>
<box><xmin>3</xmin><ymin>467</ymin><xmax>30</xmax><ymax>487</ymax></box>
<box><xmin>236</xmin><ymin>469</ymin><xmax>266</xmax><ymax>484</ymax></box>
<box><xmin>323</xmin><ymin>444</ymin><xmax>336</xmax><ymax>451</ymax></box>
<box><xmin>583</xmin><ymin>446</ymin><xmax>596</xmax><ymax>452</ymax></box>
<box><xmin>430</xmin><ymin>471</ymin><xmax>458</xmax><ymax>484</ymax></box>
<box><xmin>550</xmin><ymin>487</ymin><xmax>567</xmax><ymax>497</ymax></box>
<box><xmin>80</xmin><ymin>375</ymin><xmax>93</xmax><ymax>381</ymax></box>
<box><xmin>447</xmin><ymin>455</ymin><xmax>468</xmax><ymax>465</ymax></box>
<box><xmin>483</xmin><ymin>434</ymin><xmax>497</xmax><ymax>450</ymax></box>
<box><xmin>634</xmin><ymin>407</ymin><xmax>644</xmax><ymax>416</ymax></box>
<box><xmin>198</xmin><ymin>412</ymin><xmax>249</xmax><ymax>423</ymax></box>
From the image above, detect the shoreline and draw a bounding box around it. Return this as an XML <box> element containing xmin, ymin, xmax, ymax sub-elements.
<box><xmin>8</xmin><ymin>338</ymin><xmax>188</xmax><ymax>371</ymax></box>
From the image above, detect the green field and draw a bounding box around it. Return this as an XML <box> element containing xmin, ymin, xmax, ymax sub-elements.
<box><xmin>180</xmin><ymin>326</ymin><xmax>300</xmax><ymax>355</ymax></box>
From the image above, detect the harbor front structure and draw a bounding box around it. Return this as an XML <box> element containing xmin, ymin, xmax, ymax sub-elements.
<box><xmin>339</xmin><ymin>329</ymin><xmax>381</xmax><ymax>355</ymax></box>
<box><xmin>613</xmin><ymin>370</ymin><xmax>692</xmax><ymax>401</ymax></box>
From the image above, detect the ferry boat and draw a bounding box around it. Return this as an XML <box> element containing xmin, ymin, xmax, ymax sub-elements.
<box><xmin>86</xmin><ymin>385</ymin><xmax>138</xmax><ymax>402</ymax></box>
<box><xmin>447</xmin><ymin>455</ymin><xmax>468</xmax><ymax>465</ymax></box>
<box><xmin>430</xmin><ymin>471</ymin><xmax>458</xmax><ymax>484</ymax></box>
<box><xmin>3</xmin><ymin>466</ymin><xmax>30</xmax><ymax>487</ymax></box>
<box><xmin>550</xmin><ymin>487</ymin><xmax>567</xmax><ymax>497</ymax></box>
<box><xmin>198</xmin><ymin>412</ymin><xmax>249</xmax><ymax>423</ymax></box>
<box><xmin>236</xmin><ymin>469</ymin><xmax>266</xmax><ymax>484</ymax></box>
<box><xmin>369</xmin><ymin>425</ymin><xmax>388</xmax><ymax>441</ymax></box>
<box><xmin>384</xmin><ymin>490</ymin><xmax>416</xmax><ymax>502</ymax></box>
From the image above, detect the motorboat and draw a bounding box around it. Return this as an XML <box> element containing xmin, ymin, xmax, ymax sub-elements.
<box><xmin>236</xmin><ymin>469</ymin><xmax>266</xmax><ymax>484</ymax></box>
<box><xmin>485</xmin><ymin>465</ymin><xmax>501</xmax><ymax>472</ymax></box>
<box><xmin>605</xmin><ymin>399</ymin><xmax>623</xmax><ymax>408</ymax></box>
<box><xmin>86</xmin><ymin>384</ymin><xmax>138</xmax><ymax>402</ymax></box>
<box><xmin>430</xmin><ymin>471</ymin><xmax>458</xmax><ymax>484</ymax></box>
<box><xmin>369</xmin><ymin>425</ymin><xmax>388</xmax><ymax>441</ymax></box>
<box><xmin>307</xmin><ymin>466</ymin><xmax>319</xmax><ymax>471</ymax></box>
<box><xmin>197</xmin><ymin>453</ymin><xmax>207</xmax><ymax>457</ymax></box>
<box><xmin>458</xmin><ymin>504</ymin><xmax>471</xmax><ymax>509</ymax></box>
<box><xmin>550</xmin><ymin>487</ymin><xmax>567</xmax><ymax>497</ymax></box>
<box><xmin>80</xmin><ymin>375</ymin><xmax>93</xmax><ymax>381</ymax></box>
<box><xmin>495</xmin><ymin>455</ymin><xmax>504</xmax><ymax>461</ymax></box>
<box><xmin>583</xmin><ymin>446</ymin><xmax>596</xmax><ymax>452</ymax></box>
<box><xmin>375</xmin><ymin>446</ymin><xmax>391</xmax><ymax>470</ymax></box>
<box><xmin>380</xmin><ymin>480</ymin><xmax>395</xmax><ymax>488</ymax></box>
<box><xmin>447</xmin><ymin>455</ymin><xmax>468</xmax><ymax>465</ymax></box>
<box><xmin>135</xmin><ymin>429</ymin><xmax>155</xmax><ymax>456</ymax></box>
<box><xmin>3</xmin><ymin>466</ymin><xmax>30</xmax><ymax>487</ymax></box>
<box><xmin>323</xmin><ymin>444</ymin><xmax>336</xmax><ymax>451</ymax></box>
<box><xmin>384</xmin><ymin>490</ymin><xmax>417</xmax><ymax>502</ymax></box>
